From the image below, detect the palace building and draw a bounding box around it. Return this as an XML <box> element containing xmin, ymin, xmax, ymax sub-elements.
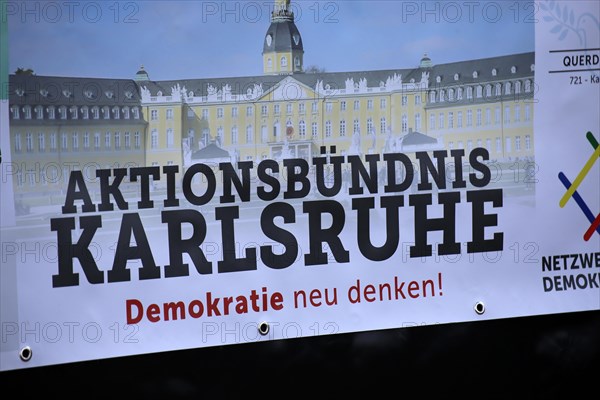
<box><xmin>8</xmin><ymin>0</ymin><xmax>534</xmax><ymax>199</ymax></box>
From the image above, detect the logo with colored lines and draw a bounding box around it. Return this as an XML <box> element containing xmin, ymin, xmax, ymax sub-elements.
<box><xmin>558</xmin><ymin>132</ymin><xmax>600</xmax><ymax>242</ymax></box>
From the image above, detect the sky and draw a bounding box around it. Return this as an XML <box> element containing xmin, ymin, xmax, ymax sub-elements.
<box><xmin>6</xmin><ymin>0</ymin><xmax>535</xmax><ymax>80</ymax></box>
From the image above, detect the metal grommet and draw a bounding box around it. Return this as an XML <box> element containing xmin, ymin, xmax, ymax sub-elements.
<box><xmin>474</xmin><ymin>301</ymin><xmax>485</xmax><ymax>315</ymax></box>
<box><xmin>20</xmin><ymin>346</ymin><xmax>32</xmax><ymax>362</ymax></box>
<box><xmin>258</xmin><ymin>322</ymin><xmax>270</xmax><ymax>336</ymax></box>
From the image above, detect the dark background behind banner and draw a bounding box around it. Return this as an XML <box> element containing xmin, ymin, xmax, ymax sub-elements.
<box><xmin>2</xmin><ymin>310</ymin><xmax>599</xmax><ymax>397</ymax></box>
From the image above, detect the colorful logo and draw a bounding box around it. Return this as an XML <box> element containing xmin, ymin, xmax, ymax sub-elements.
<box><xmin>558</xmin><ymin>132</ymin><xmax>600</xmax><ymax>241</ymax></box>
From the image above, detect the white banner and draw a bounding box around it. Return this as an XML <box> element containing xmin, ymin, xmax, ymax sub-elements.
<box><xmin>1</xmin><ymin>0</ymin><xmax>599</xmax><ymax>370</ymax></box>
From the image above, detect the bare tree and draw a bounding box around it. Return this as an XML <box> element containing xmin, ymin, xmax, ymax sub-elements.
<box><xmin>304</xmin><ymin>65</ymin><xmax>326</xmax><ymax>74</ymax></box>
<box><xmin>15</xmin><ymin>68</ymin><xmax>35</xmax><ymax>75</ymax></box>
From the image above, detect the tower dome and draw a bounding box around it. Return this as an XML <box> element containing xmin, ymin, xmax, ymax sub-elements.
<box><xmin>263</xmin><ymin>0</ymin><xmax>304</xmax><ymax>74</ymax></box>
<box><xmin>135</xmin><ymin>65</ymin><xmax>149</xmax><ymax>81</ymax></box>
<box><xmin>420</xmin><ymin>54</ymin><xmax>433</xmax><ymax>68</ymax></box>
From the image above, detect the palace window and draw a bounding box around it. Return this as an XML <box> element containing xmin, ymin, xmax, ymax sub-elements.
<box><xmin>246</xmin><ymin>125</ymin><xmax>253</xmax><ymax>144</ymax></box>
<box><xmin>167</xmin><ymin>129</ymin><xmax>174</xmax><ymax>148</ymax></box>
<box><xmin>299</xmin><ymin>120</ymin><xmax>306</xmax><ymax>137</ymax></box>
<box><xmin>50</xmin><ymin>133</ymin><xmax>57</xmax><ymax>151</ymax></box>
<box><xmin>325</xmin><ymin>121</ymin><xmax>332</xmax><ymax>138</ymax></box>
<box><xmin>14</xmin><ymin>133</ymin><xmax>22</xmax><ymax>152</ymax></box>
<box><xmin>151</xmin><ymin>130</ymin><xmax>158</xmax><ymax>149</ymax></box>
<box><xmin>26</xmin><ymin>133</ymin><xmax>33</xmax><ymax>152</ymax></box>
<box><xmin>231</xmin><ymin>126</ymin><xmax>238</xmax><ymax>145</ymax></box>
<box><xmin>261</xmin><ymin>126</ymin><xmax>268</xmax><ymax>143</ymax></box>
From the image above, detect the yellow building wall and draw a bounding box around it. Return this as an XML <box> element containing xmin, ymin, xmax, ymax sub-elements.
<box><xmin>143</xmin><ymin>104</ymin><xmax>184</xmax><ymax>168</ymax></box>
<box><xmin>263</xmin><ymin>51</ymin><xmax>298</xmax><ymax>74</ymax></box>
<box><xmin>9</xmin><ymin>121</ymin><xmax>147</xmax><ymax>204</ymax></box>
